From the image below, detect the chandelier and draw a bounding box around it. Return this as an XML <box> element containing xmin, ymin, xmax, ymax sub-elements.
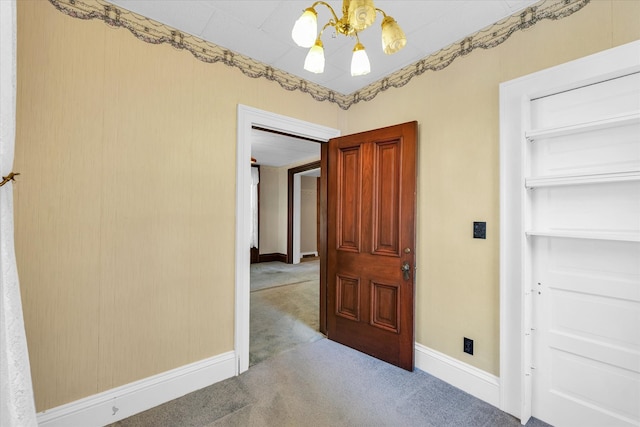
<box><xmin>291</xmin><ymin>0</ymin><xmax>406</xmax><ymax>77</ymax></box>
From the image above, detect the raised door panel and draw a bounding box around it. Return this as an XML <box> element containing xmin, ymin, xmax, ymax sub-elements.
<box><xmin>370</xmin><ymin>281</ymin><xmax>400</xmax><ymax>333</ymax></box>
<box><xmin>336</xmin><ymin>274</ymin><xmax>361</xmax><ymax>321</ymax></box>
<box><xmin>372</xmin><ymin>139</ymin><xmax>402</xmax><ymax>257</ymax></box>
<box><xmin>337</xmin><ymin>146</ymin><xmax>362</xmax><ymax>253</ymax></box>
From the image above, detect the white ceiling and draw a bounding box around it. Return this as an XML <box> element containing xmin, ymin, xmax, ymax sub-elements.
<box><xmin>251</xmin><ymin>128</ymin><xmax>321</xmax><ymax>167</ymax></box>
<box><xmin>105</xmin><ymin>0</ymin><xmax>538</xmax><ymax>96</ymax></box>
<box><xmin>104</xmin><ymin>1</ymin><xmax>538</xmax><ymax>167</ymax></box>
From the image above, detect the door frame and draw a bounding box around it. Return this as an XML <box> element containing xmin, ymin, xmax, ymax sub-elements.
<box><xmin>235</xmin><ymin>105</ymin><xmax>340</xmax><ymax>374</ymax></box>
<box><xmin>499</xmin><ymin>40</ymin><xmax>640</xmax><ymax>422</ymax></box>
<box><xmin>250</xmin><ymin>164</ymin><xmax>260</xmax><ymax>264</ymax></box>
<box><xmin>287</xmin><ymin>161</ymin><xmax>321</xmax><ymax>265</ymax></box>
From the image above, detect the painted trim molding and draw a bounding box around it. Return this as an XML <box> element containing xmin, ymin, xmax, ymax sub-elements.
<box><xmin>415</xmin><ymin>343</ymin><xmax>500</xmax><ymax>409</ymax></box>
<box><xmin>47</xmin><ymin>0</ymin><xmax>590</xmax><ymax>110</ymax></box>
<box><xmin>36</xmin><ymin>351</ymin><xmax>235</xmax><ymax>427</ymax></box>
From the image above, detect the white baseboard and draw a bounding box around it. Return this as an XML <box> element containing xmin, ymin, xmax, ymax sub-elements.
<box><xmin>35</xmin><ymin>345</ymin><xmax>498</xmax><ymax>426</ymax></box>
<box><xmin>37</xmin><ymin>351</ymin><xmax>236</xmax><ymax>427</ymax></box>
<box><xmin>415</xmin><ymin>343</ymin><xmax>500</xmax><ymax>408</ymax></box>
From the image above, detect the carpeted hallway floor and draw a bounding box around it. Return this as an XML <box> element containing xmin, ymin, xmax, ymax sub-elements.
<box><xmin>250</xmin><ymin>259</ymin><xmax>319</xmax><ymax>292</ymax></box>
<box><xmin>249</xmin><ymin>260</ymin><xmax>324</xmax><ymax>366</ymax></box>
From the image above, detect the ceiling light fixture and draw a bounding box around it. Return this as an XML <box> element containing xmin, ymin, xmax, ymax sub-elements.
<box><xmin>292</xmin><ymin>0</ymin><xmax>406</xmax><ymax>77</ymax></box>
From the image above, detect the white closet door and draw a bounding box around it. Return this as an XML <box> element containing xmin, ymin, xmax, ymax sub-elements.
<box><xmin>527</xmin><ymin>72</ymin><xmax>640</xmax><ymax>427</ymax></box>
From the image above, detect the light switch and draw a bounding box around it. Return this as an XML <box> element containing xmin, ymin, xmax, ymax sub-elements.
<box><xmin>473</xmin><ymin>222</ymin><xmax>486</xmax><ymax>239</ymax></box>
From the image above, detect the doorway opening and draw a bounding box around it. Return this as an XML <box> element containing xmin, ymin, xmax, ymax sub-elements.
<box><xmin>288</xmin><ymin>161</ymin><xmax>321</xmax><ymax>265</ymax></box>
<box><xmin>235</xmin><ymin>105</ymin><xmax>340</xmax><ymax>374</ymax></box>
<box><xmin>249</xmin><ymin>256</ymin><xmax>323</xmax><ymax>366</ymax></box>
<box><xmin>250</xmin><ymin>157</ymin><xmax>322</xmax><ymax>366</ymax></box>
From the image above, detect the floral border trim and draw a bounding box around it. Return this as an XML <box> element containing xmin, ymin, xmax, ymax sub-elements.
<box><xmin>354</xmin><ymin>0</ymin><xmax>590</xmax><ymax>106</ymax></box>
<box><xmin>48</xmin><ymin>0</ymin><xmax>590</xmax><ymax>110</ymax></box>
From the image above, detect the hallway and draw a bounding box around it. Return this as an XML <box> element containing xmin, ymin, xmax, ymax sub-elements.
<box><xmin>250</xmin><ymin>260</ymin><xmax>323</xmax><ymax>366</ymax></box>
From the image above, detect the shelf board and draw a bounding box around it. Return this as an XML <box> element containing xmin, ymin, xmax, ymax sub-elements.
<box><xmin>525</xmin><ymin>170</ymin><xmax>640</xmax><ymax>188</ymax></box>
<box><xmin>526</xmin><ymin>112</ymin><xmax>640</xmax><ymax>142</ymax></box>
<box><xmin>526</xmin><ymin>230</ymin><xmax>640</xmax><ymax>242</ymax></box>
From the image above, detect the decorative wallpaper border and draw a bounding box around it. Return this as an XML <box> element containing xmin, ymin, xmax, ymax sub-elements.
<box><xmin>48</xmin><ymin>0</ymin><xmax>590</xmax><ymax>110</ymax></box>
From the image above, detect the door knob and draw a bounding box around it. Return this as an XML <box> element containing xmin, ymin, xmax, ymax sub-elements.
<box><xmin>401</xmin><ymin>262</ymin><xmax>410</xmax><ymax>281</ymax></box>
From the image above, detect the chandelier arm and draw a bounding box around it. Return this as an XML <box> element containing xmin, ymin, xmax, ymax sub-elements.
<box><xmin>311</xmin><ymin>1</ymin><xmax>341</xmax><ymax>24</ymax></box>
<box><xmin>319</xmin><ymin>20</ymin><xmax>335</xmax><ymax>38</ymax></box>
<box><xmin>375</xmin><ymin>8</ymin><xmax>387</xmax><ymax>18</ymax></box>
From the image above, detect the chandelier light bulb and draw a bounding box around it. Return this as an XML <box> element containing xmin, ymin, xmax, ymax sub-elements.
<box><xmin>304</xmin><ymin>39</ymin><xmax>325</xmax><ymax>73</ymax></box>
<box><xmin>351</xmin><ymin>42</ymin><xmax>371</xmax><ymax>76</ymax></box>
<box><xmin>381</xmin><ymin>15</ymin><xmax>407</xmax><ymax>54</ymax></box>
<box><xmin>292</xmin><ymin>8</ymin><xmax>318</xmax><ymax>48</ymax></box>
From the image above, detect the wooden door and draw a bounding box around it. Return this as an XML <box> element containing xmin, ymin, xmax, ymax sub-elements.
<box><xmin>327</xmin><ymin>121</ymin><xmax>417</xmax><ymax>371</ymax></box>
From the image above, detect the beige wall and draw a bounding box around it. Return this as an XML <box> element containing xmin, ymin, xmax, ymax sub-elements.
<box><xmin>14</xmin><ymin>1</ymin><xmax>339</xmax><ymax>411</ymax></box>
<box><xmin>257</xmin><ymin>166</ymin><xmax>281</xmax><ymax>255</ymax></box>
<box><xmin>13</xmin><ymin>0</ymin><xmax>639</xmax><ymax>413</ymax></box>
<box><xmin>343</xmin><ymin>1</ymin><xmax>640</xmax><ymax>375</ymax></box>
<box><xmin>258</xmin><ymin>164</ymin><xmax>319</xmax><ymax>256</ymax></box>
<box><xmin>276</xmin><ymin>165</ymin><xmax>289</xmax><ymax>253</ymax></box>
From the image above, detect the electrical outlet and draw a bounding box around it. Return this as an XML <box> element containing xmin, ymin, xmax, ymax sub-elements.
<box><xmin>473</xmin><ymin>222</ymin><xmax>486</xmax><ymax>239</ymax></box>
<box><xmin>464</xmin><ymin>337</ymin><xmax>474</xmax><ymax>355</ymax></box>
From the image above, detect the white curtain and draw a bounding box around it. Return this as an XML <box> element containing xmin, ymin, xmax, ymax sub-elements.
<box><xmin>0</xmin><ymin>1</ymin><xmax>38</xmax><ymax>425</ymax></box>
<box><xmin>250</xmin><ymin>167</ymin><xmax>259</xmax><ymax>249</ymax></box>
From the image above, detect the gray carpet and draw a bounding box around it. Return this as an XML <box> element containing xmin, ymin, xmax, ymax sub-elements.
<box><xmin>250</xmin><ymin>260</ymin><xmax>324</xmax><ymax>366</ymax></box>
<box><xmin>110</xmin><ymin>261</ymin><xmax>551</xmax><ymax>426</ymax></box>
<box><xmin>250</xmin><ymin>260</ymin><xmax>320</xmax><ymax>292</ymax></box>
<box><xmin>250</xmin><ymin>279</ymin><xmax>324</xmax><ymax>366</ymax></box>
<box><xmin>109</xmin><ymin>339</ymin><xmax>550</xmax><ymax>427</ymax></box>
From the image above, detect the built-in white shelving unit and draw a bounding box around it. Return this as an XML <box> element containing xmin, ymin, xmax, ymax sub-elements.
<box><xmin>524</xmin><ymin>109</ymin><xmax>640</xmax><ymax>244</ymax></box>
<box><xmin>525</xmin><ymin>112</ymin><xmax>640</xmax><ymax>142</ymax></box>
<box><xmin>525</xmin><ymin>170</ymin><xmax>640</xmax><ymax>188</ymax></box>
<box><xmin>525</xmin><ymin>230</ymin><xmax>640</xmax><ymax>242</ymax></box>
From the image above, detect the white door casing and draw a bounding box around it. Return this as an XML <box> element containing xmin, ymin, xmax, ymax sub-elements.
<box><xmin>235</xmin><ymin>105</ymin><xmax>340</xmax><ymax>374</ymax></box>
<box><xmin>294</xmin><ymin>169</ymin><xmax>321</xmax><ymax>262</ymax></box>
<box><xmin>293</xmin><ymin>173</ymin><xmax>301</xmax><ymax>264</ymax></box>
<box><xmin>499</xmin><ymin>40</ymin><xmax>640</xmax><ymax>424</ymax></box>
